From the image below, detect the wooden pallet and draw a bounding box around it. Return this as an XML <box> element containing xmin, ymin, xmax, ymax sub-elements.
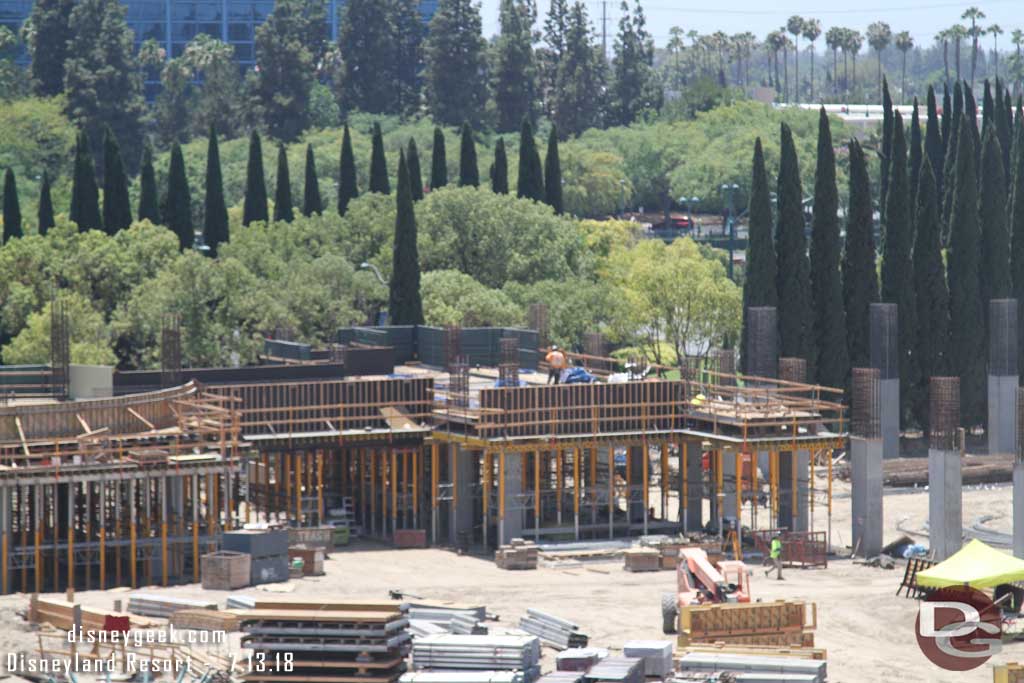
<box><xmin>897</xmin><ymin>557</ymin><xmax>937</xmax><ymax>599</ymax></box>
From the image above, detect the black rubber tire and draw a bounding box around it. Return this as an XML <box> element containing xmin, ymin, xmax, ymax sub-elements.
<box><xmin>661</xmin><ymin>591</ymin><xmax>678</xmax><ymax>634</ymax></box>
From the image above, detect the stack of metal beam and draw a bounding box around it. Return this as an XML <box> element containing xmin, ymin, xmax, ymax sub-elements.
<box><xmin>519</xmin><ymin>609</ymin><xmax>589</xmax><ymax>650</ymax></box>
<box><xmin>401</xmin><ymin>672</ymin><xmax>531</xmax><ymax>683</ymax></box>
<box><xmin>555</xmin><ymin>648</ymin><xmax>608</xmax><ymax>672</ymax></box>
<box><xmin>412</xmin><ymin>634</ymin><xmax>541</xmax><ymax>681</ymax></box>
<box><xmin>239</xmin><ymin>608</ymin><xmax>410</xmax><ymax>683</ymax></box>
<box><xmin>622</xmin><ymin>640</ymin><xmax>674</xmax><ymax>677</ymax></box>
<box><xmin>410</xmin><ymin>620</ymin><xmax>449</xmax><ymax>639</ymax></box>
<box><xmin>127</xmin><ymin>594</ymin><xmax>217</xmax><ymax>618</ymax></box>
<box><xmin>583</xmin><ymin>657</ymin><xmax>644</xmax><ymax>683</ymax></box>
<box><xmin>536</xmin><ymin>673</ymin><xmax>585</xmax><ymax>683</ymax></box>
<box><xmin>410</xmin><ymin>607</ymin><xmax>485</xmax><ymax>626</ymax></box>
<box><xmin>675</xmin><ymin>653</ymin><xmax>826</xmax><ymax>683</ymax></box>
<box><xmin>450</xmin><ymin>612</ymin><xmax>487</xmax><ymax>635</ymax></box>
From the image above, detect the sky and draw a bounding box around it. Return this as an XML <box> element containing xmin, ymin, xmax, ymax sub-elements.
<box><xmin>478</xmin><ymin>0</ymin><xmax>1023</xmax><ymax>51</ymax></box>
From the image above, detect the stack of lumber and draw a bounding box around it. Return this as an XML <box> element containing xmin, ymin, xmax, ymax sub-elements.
<box><xmin>240</xmin><ymin>608</ymin><xmax>410</xmax><ymax>683</ymax></box>
<box><xmin>676</xmin><ymin>652</ymin><xmax>827</xmax><ymax>682</ymax></box>
<box><xmin>555</xmin><ymin>648</ymin><xmax>608</xmax><ymax>672</ymax></box>
<box><xmin>28</xmin><ymin>595</ymin><xmax>154</xmax><ymax>631</ymax></box>
<box><xmin>496</xmin><ymin>539</ymin><xmax>539</xmax><ymax>570</ymax></box>
<box><xmin>519</xmin><ymin>609</ymin><xmax>589</xmax><ymax>650</ymax></box>
<box><xmin>170</xmin><ymin>609</ymin><xmax>246</xmax><ymax>632</ymax></box>
<box><xmin>679</xmin><ymin>643</ymin><xmax>826</xmax><ymax>661</ymax></box>
<box><xmin>412</xmin><ymin>634</ymin><xmax>541</xmax><ymax>680</ymax></box>
<box><xmin>583</xmin><ymin>657</ymin><xmax>643</xmax><ymax>683</ymax></box>
<box><xmin>623</xmin><ymin>548</ymin><xmax>660</xmax><ymax>572</ymax></box>
<box><xmin>622</xmin><ymin>640</ymin><xmax>673</xmax><ymax>677</ymax></box>
<box><xmin>128</xmin><ymin>594</ymin><xmax>217</xmax><ymax>619</ymax></box>
<box><xmin>202</xmin><ymin>550</ymin><xmax>252</xmax><ymax>590</ymax></box>
<box><xmin>288</xmin><ymin>545</ymin><xmax>326</xmax><ymax>576</ymax></box>
<box><xmin>679</xmin><ymin>601</ymin><xmax>816</xmax><ymax>648</ymax></box>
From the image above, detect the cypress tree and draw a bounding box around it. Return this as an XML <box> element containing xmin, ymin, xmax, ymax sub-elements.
<box><xmin>430</xmin><ymin>127</ymin><xmax>448</xmax><ymax>190</ymax></box>
<box><xmin>880</xmin><ymin>77</ymin><xmax>894</xmax><ymax>214</ymax></box>
<box><xmin>389</xmin><ymin>150</ymin><xmax>424</xmax><ymax>325</ymax></box>
<box><xmin>909</xmin><ymin>100</ymin><xmax>922</xmax><ymax>220</ymax></box>
<box><xmin>407</xmin><ymin>138</ymin><xmax>424</xmax><ymax>201</ymax></box>
<box><xmin>544</xmin><ymin>125</ymin><xmax>563</xmax><ymax>214</ymax></box>
<box><xmin>775</xmin><ymin>122</ymin><xmax>811</xmax><ymax>361</ymax></box>
<box><xmin>1010</xmin><ymin>107</ymin><xmax>1024</xmax><ymax>367</ymax></box>
<box><xmin>137</xmin><ymin>143</ymin><xmax>160</xmax><ymax>225</ymax></box>
<box><xmin>165</xmin><ymin>143</ymin><xmax>193</xmax><ymax>250</ymax></box>
<box><xmin>37</xmin><ymin>171</ymin><xmax>55</xmax><ymax>236</ymax></box>
<box><xmin>942</xmin><ymin>82</ymin><xmax>964</xmax><ymax>230</ymax></box>
<box><xmin>966</xmin><ymin>82</ymin><xmax>981</xmax><ymax>169</ymax></box>
<box><xmin>982</xmin><ymin>79</ymin><xmax>994</xmax><ymax>136</ymax></box>
<box><xmin>809</xmin><ymin>110</ymin><xmax>849</xmax><ymax>389</ymax></box>
<box><xmin>517</xmin><ymin>117</ymin><xmax>544</xmax><ymax>202</ymax></box>
<box><xmin>101</xmin><ymin>127</ymin><xmax>132</xmax><ymax>234</ymax></box>
<box><xmin>912</xmin><ymin>157</ymin><xmax>950</xmax><ymax>427</ymax></box>
<box><xmin>338</xmin><ymin>124</ymin><xmax>358</xmax><ymax>215</ymax></box>
<box><xmin>273</xmin><ymin>143</ymin><xmax>294</xmax><ymax>222</ymax></box>
<box><xmin>842</xmin><ymin>139</ymin><xmax>879</xmax><ymax>368</ymax></box>
<box><xmin>302</xmin><ymin>144</ymin><xmax>323</xmax><ymax>216</ymax></box>
<box><xmin>2</xmin><ymin>169</ymin><xmax>22</xmax><ymax>243</ymax></box>
<box><xmin>203</xmin><ymin>127</ymin><xmax>229</xmax><ymax>257</ymax></box>
<box><xmin>491</xmin><ymin>138</ymin><xmax>509</xmax><ymax>194</ymax></box>
<box><xmin>458</xmin><ymin>122</ymin><xmax>479</xmax><ymax>187</ymax></box>
<box><xmin>996</xmin><ymin>82</ymin><xmax>1012</xmax><ymax>180</ymax></box>
<box><xmin>69</xmin><ymin>131</ymin><xmax>101</xmax><ymax>232</ymax></box>
<box><xmin>242</xmin><ymin>131</ymin><xmax>268</xmax><ymax>226</ymax></box>
<box><xmin>979</xmin><ymin>126</ymin><xmax>1011</xmax><ymax>312</ymax></box>
<box><xmin>947</xmin><ymin>114</ymin><xmax>986</xmax><ymax>427</ymax></box>
<box><xmin>740</xmin><ymin>137</ymin><xmax>778</xmax><ymax>374</ymax></box>
<box><xmin>941</xmin><ymin>83</ymin><xmax>952</xmax><ymax>155</ymax></box>
<box><xmin>925</xmin><ymin>86</ymin><xmax>945</xmax><ymax>204</ymax></box>
<box><xmin>880</xmin><ymin>112</ymin><xmax>920</xmax><ymax>422</ymax></box>
<box><xmin>369</xmin><ymin>122</ymin><xmax>390</xmax><ymax>194</ymax></box>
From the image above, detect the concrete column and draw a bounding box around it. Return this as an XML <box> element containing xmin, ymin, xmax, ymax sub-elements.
<box><xmin>928</xmin><ymin>377</ymin><xmax>962</xmax><ymax>561</ymax></box>
<box><xmin>850</xmin><ymin>438</ymin><xmax>883</xmax><ymax>557</ymax></box>
<box><xmin>1015</xmin><ymin>456</ymin><xmax>1024</xmax><ymax>559</ymax></box>
<box><xmin>870</xmin><ymin>303</ymin><xmax>900</xmax><ymax>460</ymax></box>
<box><xmin>988</xmin><ymin>299</ymin><xmax>1018</xmax><ymax>455</ymax></box>
<box><xmin>629</xmin><ymin>445</ymin><xmax>644</xmax><ymax>523</ymax></box>
<box><xmin>451</xmin><ymin>446</ymin><xmax>477</xmax><ymax>544</ymax></box>
<box><xmin>776</xmin><ymin>452</ymin><xmax>793</xmax><ymax>530</ymax></box>
<box><xmin>500</xmin><ymin>453</ymin><xmax>524</xmax><ymax>544</ymax></box>
<box><xmin>684</xmin><ymin>442</ymin><xmax>703</xmax><ymax>532</ymax></box>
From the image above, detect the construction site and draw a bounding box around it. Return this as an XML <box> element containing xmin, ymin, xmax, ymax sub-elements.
<box><xmin>1</xmin><ymin>302</ymin><xmax>1023</xmax><ymax>683</ymax></box>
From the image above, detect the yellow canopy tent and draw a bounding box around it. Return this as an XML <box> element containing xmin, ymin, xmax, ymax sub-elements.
<box><xmin>916</xmin><ymin>539</ymin><xmax>1024</xmax><ymax>589</ymax></box>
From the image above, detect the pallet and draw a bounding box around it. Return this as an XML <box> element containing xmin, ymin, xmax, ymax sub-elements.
<box><xmin>897</xmin><ymin>557</ymin><xmax>937</xmax><ymax>599</ymax></box>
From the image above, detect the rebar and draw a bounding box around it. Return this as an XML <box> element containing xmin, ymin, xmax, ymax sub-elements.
<box><xmin>778</xmin><ymin>357</ymin><xmax>807</xmax><ymax>384</ymax></box>
<box><xmin>990</xmin><ymin>298</ymin><xmax>1018</xmax><ymax>376</ymax></box>
<box><xmin>499</xmin><ymin>337</ymin><xmax>519</xmax><ymax>387</ymax></box>
<box><xmin>870</xmin><ymin>303</ymin><xmax>898</xmax><ymax>380</ymax></box>
<box><xmin>712</xmin><ymin>348</ymin><xmax>736</xmax><ymax>385</ymax></box>
<box><xmin>160</xmin><ymin>313</ymin><xmax>182</xmax><ymax>388</ymax></box>
<box><xmin>746</xmin><ymin>306</ymin><xmax>777</xmax><ymax>379</ymax></box>
<box><xmin>450</xmin><ymin>356</ymin><xmax>470</xmax><ymax>408</ymax></box>
<box><xmin>527</xmin><ymin>303</ymin><xmax>549</xmax><ymax>348</ymax></box>
<box><xmin>851</xmin><ymin>367</ymin><xmax>881</xmax><ymax>439</ymax></box>
<box><xmin>583</xmin><ymin>332</ymin><xmax>606</xmax><ymax>359</ymax></box>
<box><xmin>445</xmin><ymin>325</ymin><xmax>461</xmax><ymax>371</ymax></box>
<box><xmin>929</xmin><ymin>376</ymin><xmax>960</xmax><ymax>451</ymax></box>
<box><xmin>49</xmin><ymin>295</ymin><xmax>69</xmax><ymax>400</ymax></box>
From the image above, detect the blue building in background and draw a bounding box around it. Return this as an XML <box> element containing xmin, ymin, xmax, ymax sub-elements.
<box><xmin>0</xmin><ymin>0</ymin><xmax>438</xmax><ymax>79</ymax></box>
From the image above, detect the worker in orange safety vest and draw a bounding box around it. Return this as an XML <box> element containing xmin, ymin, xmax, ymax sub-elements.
<box><xmin>545</xmin><ymin>345</ymin><xmax>568</xmax><ymax>385</ymax></box>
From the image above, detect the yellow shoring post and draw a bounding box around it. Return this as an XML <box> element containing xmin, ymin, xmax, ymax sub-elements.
<box><xmin>533</xmin><ymin>450</ymin><xmax>540</xmax><ymax>531</ymax></box>
<box><xmin>556</xmin><ymin>449</ymin><xmax>563</xmax><ymax>522</ymax></box>
<box><xmin>431</xmin><ymin>443</ymin><xmax>439</xmax><ymax>511</ymax></box>
<box><xmin>296</xmin><ymin>452</ymin><xmax>304</xmax><ymax>526</ymax></box>
<box><xmin>370</xmin><ymin>450</ymin><xmax>376</xmax><ymax>535</ymax></box>
<box><xmin>642</xmin><ymin>441</ymin><xmax>649</xmax><ymax>522</ymax></box>
<box><xmin>391</xmin><ymin>449</ymin><xmax>398</xmax><ymax>531</ymax></box>
<box><xmin>791</xmin><ymin>419</ymin><xmax>798</xmax><ymax>524</ymax></box>
<box><xmin>681</xmin><ymin>442</ymin><xmax>688</xmax><ymax>527</ymax></box>
<box><xmin>318</xmin><ymin>451</ymin><xmax>325</xmax><ymax>525</ymax></box>
<box><xmin>573</xmin><ymin>447</ymin><xmax>580</xmax><ymax>539</ymax></box>
<box><xmin>660</xmin><ymin>441</ymin><xmax>668</xmax><ymax>520</ymax></box>
<box><xmin>499</xmin><ymin>451</ymin><xmax>506</xmax><ymax>522</ymax></box>
<box><xmin>483</xmin><ymin>451</ymin><xmax>491</xmax><ymax>536</ymax></box>
<box><xmin>192</xmin><ymin>477</ymin><xmax>199</xmax><ymax>583</ymax></box>
<box><xmin>735</xmin><ymin>450</ymin><xmax>742</xmax><ymax>530</ymax></box>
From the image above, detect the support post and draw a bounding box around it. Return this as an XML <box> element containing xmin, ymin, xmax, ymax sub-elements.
<box><xmin>851</xmin><ymin>368</ymin><xmax>883</xmax><ymax>558</ymax></box>
<box><xmin>870</xmin><ymin>303</ymin><xmax>900</xmax><ymax>459</ymax></box>
<box><xmin>989</xmin><ymin>299</ymin><xmax>1018</xmax><ymax>455</ymax></box>
<box><xmin>928</xmin><ymin>377</ymin><xmax>962</xmax><ymax>561</ymax></box>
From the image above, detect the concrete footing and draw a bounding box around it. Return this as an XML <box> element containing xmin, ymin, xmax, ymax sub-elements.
<box><xmin>928</xmin><ymin>447</ymin><xmax>962</xmax><ymax>561</ymax></box>
<box><xmin>850</xmin><ymin>437</ymin><xmax>883</xmax><ymax>558</ymax></box>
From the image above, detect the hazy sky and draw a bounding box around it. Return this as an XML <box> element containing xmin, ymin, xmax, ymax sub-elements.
<box><xmin>478</xmin><ymin>0</ymin><xmax>1022</xmax><ymax>51</ymax></box>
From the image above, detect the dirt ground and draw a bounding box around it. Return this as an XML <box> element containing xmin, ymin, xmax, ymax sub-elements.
<box><xmin>0</xmin><ymin>479</ymin><xmax>1018</xmax><ymax>683</ymax></box>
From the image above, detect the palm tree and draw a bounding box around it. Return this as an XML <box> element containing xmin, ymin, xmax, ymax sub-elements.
<box><xmin>989</xmin><ymin>24</ymin><xmax>1003</xmax><ymax>80</ymax></box>
<box><xmin>1012</xmin><ymin>29</ymin><xmax>1024</xmax><ymax>95</ymax></box>
<box><xmin>767</xmin><ymin>29</ymin><xmax>786</xmax><ymax>94</ymax></box>
<box><xmin>936</xmin><ymin>29</ymin><xmax>951</xmax><ymax>85</ymax></box>
<box><xmin>781</xmin><ymin>34</ymin><xmax>794</xmax><ymax>102</ymax></box>
<box><xmin>802</xmin><ymin>18</ymin><xmax>822</xmax><ymax>102</ymax></box>
<box><xmin>667</xmin><ymin>27</ymin><xmax>685</xmax><ymax>90</ymax></box>
<box><xmin>711</xmin><ymin>30</ymin><xmax>729</xmax><ymax>78</ymax></box>
<box><xmin>961</xmin><ymin>6</ymin><xmax>986</xmax><ymax>86</ymax></box>
<box><xmin>786</xmin><ymin>15</ymin><xmax>804</xmax><ymax>102</ymax></box>
<box><xmin>895</xmin><ymin>31</ymin><xmax>914</xmax><ymax>104</ymax></box>
<box><xmin>848</xmin><ymin>30</ymin><xmax>864</xmax><ymax>99</ymax></box>
<box><xmin>866</xmin><ymin>21</ymin><xmax>892</xmax><ymax>103</ymax></box>
<box><xmin>826</xmin><ymin>27</ymin><xmax>843</xmax><ymax>97</ymax></box>
<box><xmin>950</xmin><ymin>24</ymin><xmax>967</xmax><ymax>81</ymax></box>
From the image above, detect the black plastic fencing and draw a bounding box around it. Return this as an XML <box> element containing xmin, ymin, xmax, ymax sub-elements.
<box><xmin>336</xmin><ymin>325</ymin><xmax>539</xmax><ymax>370</ymax></box>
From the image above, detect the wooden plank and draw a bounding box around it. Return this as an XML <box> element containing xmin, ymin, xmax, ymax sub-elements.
<box><xmin>238</xmin><ymin>609</ymin><xmax>404</xmax><ymax>622</ymax></box>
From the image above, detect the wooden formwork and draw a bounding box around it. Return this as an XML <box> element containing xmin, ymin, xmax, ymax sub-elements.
<box><xmin>678</xmin><ymin>600</ymin><xmax>817</xmax><ymax>648</ymax></box>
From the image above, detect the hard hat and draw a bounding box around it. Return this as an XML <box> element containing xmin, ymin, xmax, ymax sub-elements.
<box><xmin>552</xmin><ymin>345</ymin><xmax>558</xmax><ymax>350</ymax></box>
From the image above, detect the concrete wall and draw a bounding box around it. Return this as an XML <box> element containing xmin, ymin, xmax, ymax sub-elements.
<box><xmin>68</xmin><ymin>364</ymin><xmax>113</xmax><ymax>399</ymax></box>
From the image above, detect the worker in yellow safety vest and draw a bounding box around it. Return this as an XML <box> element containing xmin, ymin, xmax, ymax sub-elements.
<box><xmin>765</xmin><ymin>534</ymin><xmax>784</xmax><ymax>580</ymax></box>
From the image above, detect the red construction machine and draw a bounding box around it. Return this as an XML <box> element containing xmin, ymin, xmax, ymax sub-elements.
<box><xmin>661</xmin><ymin>547</ymin><xmax>753</xmax><ymax>633</ymax></box>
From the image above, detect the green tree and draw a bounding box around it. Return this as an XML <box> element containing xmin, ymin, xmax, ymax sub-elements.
<box><xmin>138</xmin><ymin>144</ymin><xmax>160</xmax><ymax>225</ymax></box>
<box><xmin>69</xmin><ymin>131</ymin><xmax>101</xmax><ymax>232</ymax></box>
<box><xmin>423</xmin><ymin>270</ymin><xmax>522</xmax><ymax>326</ymax></box>
<box><xmin>389</xmin><ymin>150</ymin><xmax>424</xmax><ymax>325</ymax></box>
<box><xmin>273</xmin><ymin>143</ymin><xmax>294</xmax><ymax>222</ymax></box>
<box><xmin>165</xmin><ymin>143</ymin><xmax>193</xmax><ymax>250</ymax></box>
<box><xmin>424</xmin><ymin>0</ymin><xmax>489</xmax><ymax>126</ymax></box>
<box><xmin>338</xmin><ymin>0</ymin><xmax>396</xmax><ymax>114</ymax></box>
<box><xmin>183</xmin><ymin>35</ymin><xmax>246</xmax><ymax>139</ymax></box>
<box><xmin>609</xmin><ymin>0</ymin><xmax>661</xmax><ymax>126</ymax></box>
<box><xmin>407</xmin><ymin>138</ymin><xmax>424</xmax><ymax>201</ymax></box>
<box><xmin>2</xmin><ymin>168</ymin><xmax>21</xmax><ymax>243</ymax></box>
<box><xmin>64</xmin><ymin>0</ymin><xmax>146</xmax><ymax>168</ymax></box>
<box><xmin>925</xmin><ymin>86</ymin><xmax>945</xmax><ymax>203</ymax></box>
<box><xmin>251</xmin><ymin>0</ymin><xmax>321</xmax><ymax>140</ymax></box>
<box><xmin>430</xmin><ymin>127</ymin><xmax>448</xmax><ymax>190</ymax></box>
<box><xmin>23</xmin><ymin>0</ymin><xmax>73</xmax><ymax>97</ymax></box>
<box><xmin>809</xmin><ymin>109</ymin><xmax>849</xmax><ymax>389</ymax></box>
<box><xmin>459</xmin><ymin>122</ymin><xmax>479</xmax><ymax>187</ymax></box>
<box><xmin>492</xmin><ymin>0</ymin><xmax>537</xmax><ymax>132</ymax></box>
<box><xmin>302</xmin><ymin>144</ymin><xmax>323</xmax><ymax>216</ymax></box>
<box><xmin>338</xmin><ymin>124</ymin><xmax>358</xmax><ymax>215</ymax></box>
<box><xmin>880</xmin><ymin>78</ymin><xmax>894</xmax><ymax>213</ymax></box>
<box><xmin>369</xmin><ymin>122</ymin><xmax>390</xmax><ymax>194</ymax></box>
<box><xmin>1011</xmin><ymin>108</ymin><xmax>1024</xmax><ymax>365</ymax></box>
<box><xmin>909</xmin><ymin>99</ymin><xmax>923</xmax><ymax>220</ymax></box>
<box><xmin>943</xmin><ymin>81</ymin><xmax>964</xmax><ymax>227</ymax></box>
<box><xmin>979</xmin><ymin>126</ymin><xmax>1011</xmax><ymax>312</ymax></box>
<box><xmin>4</xmin><ymin>293</ymin><xmax>115</xmax><ymax>366</ymax></box>
<box><xmin>101</xmin><ymin>127</ymin><xmax>131</xmax><ymax>234</ymax></box>
<box><xmin>517</xmin><ymin>117</ymin><xmax>544</xmax><ymax>201</ymax></box>
<box><xmin>491</xmin><ymin>138</ymin><xmax>509</xmax><ymax>194</ymax></box>
<box><xmin>774</xmin><ymin>122</ymin><xmax>811</xmax><ymax>361</ymax></box>
<box><xmin>203</xmin><ymin>127</ymin><xmax>229</xmax><ymax>256</ymax></box>
<box><xmin>392</xmin><ymin>0</ymin><xmax>425</xmax><ymax>116</ymax></box>
<box><xmin>947</xmin><ymin>114</ymin><xmax>986</xmax><ymax>426</ymax></box>
<box><xmin>37</xmin><ymin>171</ymin><xmax>54</xmax><ymax>235</ymax></box>
<box><xmin>242</xmin><ymin>131</ymin><xmax>268</xmax><ymax>226</ymax></box>
<box><xmin>880</xmin><ymin>112</ymin><xmax>920</xmax><ymax>421</ymax></box>
<box><xmin>148</xmin><ymin>54</ymin><xmax>194</xmax><ymax>147</ymax></box>
<box><xmin>842</xmin><ymin>139</ymin><xmax>879</xmax><ymax>368</ymax></box>
<box><xmin>741</xmin><ymin>137</ymin><xmax>778</xmax><ymax>373</ymax></box>
<box><xmin>544</xmin><ymin>124</ymin><xmax>563</xmax><ymax>214</ymax></box>
<box><xmin>912</xmin><ymin>157</ymin><xmax>949</xmax><ymax>426</ymax></box>
<box><xmin>551</xmin><ymin>2</ymin><xmax>606</xmax><ymax>138</ymax></box>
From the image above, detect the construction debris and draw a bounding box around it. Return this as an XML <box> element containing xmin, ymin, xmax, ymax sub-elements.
<box><xmin>169</xmin><ymin>608</ymin><xmax>245</xmax><ymax>632</ymax></box>
<box><xmin>288</xmin><ymin>544</ymin><xmax>326</xmax><ymax>575</ymax></box>
<box><xmin>622</xmin><ymin>640</ymin><xmax>674</xmax><ymax>677</ymax></box>
<box><xmin>127</xmin><ymin>593</ymin><xmax>217</xmax><ymax>618</ymax></box>
<box><xmin>412</xmin><ymin>634</ymin><xmax>541</xmax><ymax>680</ymax></box>
<box><xmin>28</xmin><ymin>594</ymin><xmax>154</xmax><ymax>631</ymax></box>
<box><xmin>676</xmin><ymin>652</ymin><xmax>827</xmax><ymax>683</ymax></box>
<box><xmin>497</xmin><ymin>539</ymin><xmax>540</xmax><ymax>570</ymax></box>
<box><xmin>519</xmin><ymin>608</ymin><xmax>589</xmax><ymax>650</ymax></box>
